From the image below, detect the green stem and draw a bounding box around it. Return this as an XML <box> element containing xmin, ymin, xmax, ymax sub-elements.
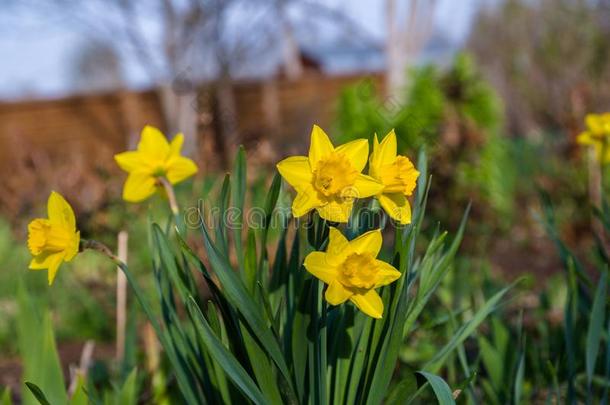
<box><xmin>158</xmin><ymin>176</ymin><xmax>180</xmax><ymax>216</ymax></box>
<box><xmin>158</xmin><ymin>176</ymin><xmax>186</xmax><ymax>234</ymax></box>
<box><xmin>81</xmin><ymin>238</ymin><xmax>200</xmax><ymax>403</ymax></box>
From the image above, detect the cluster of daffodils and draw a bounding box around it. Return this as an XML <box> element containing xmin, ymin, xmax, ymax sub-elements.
<box><xmin>26</xmin><ymin>124</ymin><xmax>416</xmax><ymax>318</ymax></box>
<box><xmin>278</xmin><ymin>126</ymin><xmax>419</xmax><ymax>317</ymax></box>
<box><xmin>27</xmin><ymin>125</ymin><xmax>198</xmax><ymax>285</ymax></box>
<box><xmin>277</xmin><ymin>125</ymin><xmax>419</xmax><ymax>224</ymax></box>
<box><xmin>578</xmin><ymin>113</ymin><xmax>610</xmax><ymax>165</ymax></box>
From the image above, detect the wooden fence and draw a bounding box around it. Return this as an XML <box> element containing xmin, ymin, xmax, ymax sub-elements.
<box><xmin>0</xmin><ymin>72</ymin><xmax>383</xmax><ymax>173</ymax></box>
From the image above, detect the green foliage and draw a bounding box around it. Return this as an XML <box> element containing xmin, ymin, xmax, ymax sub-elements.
<box><xmin>335</xmin><ymin>52</ymin><xmax>502</xmax><ymax>153</ymax></box>
<box><xmin>458</xmin><ymin>133</ymin><xmax>517</xmax><ymax>225</ymax></box>
<box><xmin>17</xmin><ymin>282</ymin><xmax>67</xmax><ymax>405</ymax></box>
<box><xmin>335</xmin><ymin>53</ymin><xmax>513</xmax><ymax>232</ymax></box>
<box><xmin>0</xmin><ymin>389</ymin><xmax>11</xmax><ymax>405</ymax></box>
<box><xmin>88</xmin><ymin>148</ymin><xmax>509</xmax><ymax>404</ymax></box>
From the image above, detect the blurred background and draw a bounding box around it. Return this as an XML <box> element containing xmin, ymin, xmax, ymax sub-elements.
<box><xmin>0</xmin><ymin>0</ymin><xmax>609</xmax><ymax>402</ymax></box>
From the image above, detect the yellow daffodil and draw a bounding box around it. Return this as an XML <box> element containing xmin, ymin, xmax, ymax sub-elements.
<box><xmin>27</xmin><ymin>192</ymin><xmax>80</xmax><ymax>285</ymax></box>
<box><xmin>277</xmin><ymin>125</ymin><xmax>383</xmax><ymax>222</ymax></box>
<box><xmin>115</xmin><ymin>125</ymin><xmax>198</xmax><ymax>202</ymax></box>
<box><xmin>304</xmin><ymin>227</ymin><xmax>401</xmax><ymax>318</ymax></box>
<box><xmin>369</xmin><ymin>130</ymin><xmax>419</xmax><ymax>224</ymax></box>
<box><xmin>578</xmin><ymin>113</ymin><xmax>610</xmax><ymax>165</ymax></box>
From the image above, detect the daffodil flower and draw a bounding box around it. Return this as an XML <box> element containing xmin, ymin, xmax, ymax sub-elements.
<box><xmin>304</xmin><ymin>227</ymin><xmax>401</xmax><ymax>318</ymax></box>
<box><xmin>115</xmin><ymin>125</ymin><xmax>198</xmax><ymax>202</ymax></box>
<box><xmin>277</xmin><ymin>125</ymin><xmax>383</xmax><ymax>222</ymax></box>
<box><xmin>27</xmin><ymin>192</ymin><xmax>80</xmax><ymax>285</ymax></box>
<box><xmin>578</xmin><ymin>113</ymin><xmax>610</xmax><ymax>165</ymax></box>
<box><xmin>369</xmin><ymin>130</ymin><xmax>419</xmax><ymax>224</ymax></box>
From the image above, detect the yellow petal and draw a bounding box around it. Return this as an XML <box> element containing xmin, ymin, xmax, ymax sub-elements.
<box><xmin>170</xmin><ymin>133</ymin><xmax>185</xmax><ymax>156</ymax></box>
<box><xmin>370</xmin><ymin>130</ymin><xmax>397</xmax><ymax>176</ymax></box>
<box><xmin>29</xmin><ymin>251</ymin><xmax>60</xmax><ymax>269</ymax></box>
<box><xmin>348</xmin><ymin>229</ymin><xmax>382</xmax><ymax>256</ymax></box>
<box><xmin>46</xmin><ymin>253</ymin><xmax>64</xmax><ymax>285</ymax></box>
<box><xmin>326</xmin><ymin>227</ymin><xmax>350</xmax><ymax>265</ymax></box>
<box><xmin>353</xmin><ymin>174</ymin><xmax>384</xmax><ymax>198</ymax></box>
<box><xmin>123</xmin><ymin>172</ymin><xmax>158</xmax><ymax>202</ymax></box>
<box><xmin>577</xmin><ymin>131</ymin><xmax>594</xmax><ymax>145</ymax></box>
<box><xmin>335</xmin><ymin>139</ymin><xmax>369</xmax><ymax>172</ymax></box>
<box><xmin>292</xmin><ymin>186</ymin><xmax>323</xmax><ymax>218</ymax></box>
<box><xmin>277</xmin><ymin>156</ymin><xmax>313</xmax><ymax>191</ymax></box>
<box><xmin>379</xmin><ymin>130</ymin><xmax>398</xmax><ymax>162</ymax></box>
<box><xmin>325</xmin><ymin>280</ymin><xmax>353</xmax><ymax>305</ymax></box>
<box><xmin>308</xmin><ymin>125</ymin><xmax>334</xmax><ymax>167</ymax></box>
<box><xmin>64</xmin><ymin>231</ymin><xmax>81</xmax><ymax>261</ymax></box>
<box><xmin>29</xmin><ymin>252</ymin><xmax>64</xmax><ymax>285</ymax></box>
<box><xmin>166</xmin><ymin>156</ymin><xmax>198</xmax><ymax>184</ymax></box>
<box><xmin>374</xmin><ymin>260</ymin><xmax>402</xmax><ymax>287</ymax></box>
<box><xmin>304</xmin><ymin>251</ymin><xmax>338</xmax><ymax>284</ymax></box>
<box><xmin>378</xmin><ymin>193</ymin><xmax>412</xmax><ymax>224</ymax></box>
<box><xmin>369</xmin><ymin>133</ymin><xmax>382</xmax><ymax>175</ymax></box>
<box><xmin>585</xmin><ymin>114</ymin><xmax>603</xmax><ymax>133</ymax></box>
<box><xmin>316</xmin><ymin>200</ymin><xmax>353</xmax><ymax>223</ymax></box>
<box><xmin>47</xmin><ymin>191</ymin><xmax>76</xmax><ymax>230</ymax></box>
<box><xmin>114</xmin><ymin>151</ymin><xmax>149</xmax><ymax>173</ymax></box>
<box><xmin>138</xmin><ymin>125</ymin><xmax>170</xmax><ymax>160</ymax></box>
<box><xmin>350</xmin><ymin>290</ymin><xmax>383</xmax><ymax>318</ymax></box>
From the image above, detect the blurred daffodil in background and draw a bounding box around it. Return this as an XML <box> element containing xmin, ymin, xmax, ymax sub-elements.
<box><xmin>578</xmin><ymin>113</ymin><xmax>610</xmax><ymax>165</ymax></box>
<box><xmin>277</xmin><ymin>125</ymin><xmax>383</xmax><ymax>222</ymax></box>
<box><xmin>369</xmin><ymin>130</ymin><xmax>419</xmax><ymax>224</ymax></box>
<box><xmin>304</xmin><ymin>227</ymin><xmax>401</xmax><ymax>318</ymax></box>
<box><xmin>27</xmin><ymin>191</ymin><xmax>80</xmax><ymax>285</ymax></box>
<box><xmin>115</xmin><ymin>125</ymin><xmax>198</xmax><ymax>202</ymax></box>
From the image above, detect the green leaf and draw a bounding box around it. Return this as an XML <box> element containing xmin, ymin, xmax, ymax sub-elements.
<box><xmin>386</xmin><ymin>370</ymin><xmax>418</xmax><ymax>405</ymax></box>
<box><xmin>17</xmin><ymin>282</ymin><xmax>67</xmax><ymax>405</ymax></box>
<box><xmin>244</xmin><ymin>228</ymin><xmax>258</xmax><ymax>292</ymax></box>
<box><xmin>478</xmin><ymin>336</ymin><xmax>503</xmax><ymax>389</ymax></box>
<box><xmin>513</xmin><ymin>348</ymin><xmax>525</xmax><ymax>405</ymax></box>
<box><xmin>291</xmin><ymin>278</ymin><xmax>311</xmax><ymax>402</ymax></box>
<box><xmin>187</xmin><ymin>297</ymin><xmax>268</xmax><ymax>405</ymax></box>
<box><xmin>152</xmin><ymin>224</ymin><xmax>191</xmax><ymax>300</ymax></box>
<box><xmin>118</xmin><ymin>369</ymin><xmax>139</xmax><ymax>405</ymax></box>
<box><xmin>24</xmin><ymin>383</ymin><xmax>51</xmax><ymax>405</ymax></box>
<box><xmin>196</xmin><ymin>200</ymin><xmax>295</xmax><ymax>397</ymax></box>
<box><xmin>68</xmin><ymin>375</ymin><xmax>89</xmax><ymax>405</ymax></box>
<box><xmin>586</xmin><ymin>269</ymin><xmax>607</xmax><ymax>388</ymax></box>
<box><xmin>232</xmin><ymin>146</ymin><xmax>247</xmax><ymax>272</ymax></box>
<box><xmin>1</xmin><ymin>388</ymin><xmax>12</xmax><ymax>405</ymax></box>
<box><xmin>216</xmin><ymin>174</ymin><xmax>232</xmax><ymax>257</ymax></box>
<box><xmin>241</xmin><ymin>323</ymin><xmax>283</xmax><ymax>404</ymax></box>
<box><xmin>424</xmin><ymin>282</ymin><xmax>514</xmax><ymax>373</ymax></box>
<box><xmin>601</xmin><ymin>317</ymin><xmax>610</xmax><ymax>404</ymax></box>
<box><xmin>416</xmin><ymin>371</ymin><xmax>456</xmax><ymax>405</ymax></box>
<box><xmin>114</xmin><ymin>261</ymin><xmax>200</xmax><ymax>404</ymax></box>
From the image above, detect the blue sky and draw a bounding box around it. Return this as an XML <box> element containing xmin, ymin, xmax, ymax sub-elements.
<box><xmin>0</xmin><ymin>0</ymin><xmax>480</xmax><ymax>100</ymax></box>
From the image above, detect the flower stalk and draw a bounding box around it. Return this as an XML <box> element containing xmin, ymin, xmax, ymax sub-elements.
<box><xmin>157</xmin><ymin>176</ymin><xmax>180</xmax><ymax>216</ymax></box>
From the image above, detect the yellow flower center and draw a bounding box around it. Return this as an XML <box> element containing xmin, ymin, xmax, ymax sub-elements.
<box><xmin>313</xmin><ymin>153</ymin><xmax>358</xmax><ymax>197</ymax></box>
<box><xmin>378</xmin><ymin>156</ymin><xmax>418</xmax><ymax>195</ymax></box>
<box><xmin>340</xmin><ymin>253</ymin><xmax>378</xmax><ymax>289</ymax></box>
<box><xmin>28</xmin><ymin>219</ymin><xmax>75</xmax><ymax>256</ymax></box>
